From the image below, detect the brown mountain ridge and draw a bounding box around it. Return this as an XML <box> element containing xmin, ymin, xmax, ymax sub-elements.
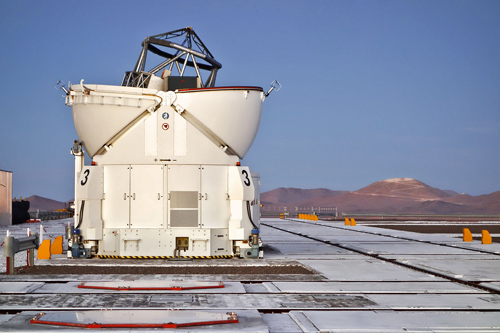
<box><xmin>25</xmin><ymin>195</ymin><xmax>68</xmax><ymax>212</ymax></box>
<box><xmin>261</xmin><ymin>178</ymin><xmax>499</xmax><ymax>215</ymax></box>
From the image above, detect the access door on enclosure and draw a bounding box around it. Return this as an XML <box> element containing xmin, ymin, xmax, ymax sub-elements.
<box><xmin>102</xmin><ymin>165</ymin><xmax>164</xmax><ymax>229</ymax></box>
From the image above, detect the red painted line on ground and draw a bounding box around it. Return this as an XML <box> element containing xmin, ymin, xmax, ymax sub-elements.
<box><xmin>31</xmin><ymin>318</ymin><xmax>238</xmax><ymax>329</ymax></box>
<box><xmin>77</xmin><ymin>281</ymin><xmax>225</xmax><ymax>291</ymax></box>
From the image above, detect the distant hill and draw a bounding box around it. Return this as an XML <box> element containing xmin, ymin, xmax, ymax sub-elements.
<box><xmin>354</xmin><ymin>178</ymin><xmax>452</xmax><ymax>200</ymax></box>
<box><xmin>26</xmin><ymin>195</ymin><xmax>67</xmax><ymax>212</ymax></box>
<box><xmin>442</xmin><ymin>189</ymin><xmax>460</xmax><ymax>197</ymax></box>
<box><xmin>261</xmin><ymin>188</ymin><xmax>347</xmax><ymax>205</ymax></box>
<box><xmin>261</xmin><ymin>178</ymin><xmax>500</xmax><ymax>215</ymax></box>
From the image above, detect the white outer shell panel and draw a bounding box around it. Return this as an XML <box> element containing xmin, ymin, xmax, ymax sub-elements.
<box><xmin>175</xmin><ymin>88</ymin><xmax>263</xmax><ymax>159</ymax></box>
<box><xmin>228</xmin><ymin>166</ymin><xmax>255</xmax><ymax>201</ymax></box>
<box><xmin>76</xmin><ymin>166</ymin><xmax>103</xmax><ymax>200</ymax></box>
<box><xmin>67</xmin><ymin>85</ymin><xmax>159</xmax><ymax>157</ymax></box>
<box><xmin>68</xmin><ymin>85</ymin><xmax>263</xmax><ymax>160</ymax></box>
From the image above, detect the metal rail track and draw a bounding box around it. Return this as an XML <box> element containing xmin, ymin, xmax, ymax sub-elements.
<box><xmin>279</xmin><ymin>219</ymin><xmax>500</xmax><ymax>255</ymax></box>
<box><xmin>262</xmin><ymin>220</ymin><xmax>500</xmax><ymax>295</ymax></box>
<box><xmin>1</xmin><ymin>219</ymin><xmax>499</xmax><ymax>333</ymax></box>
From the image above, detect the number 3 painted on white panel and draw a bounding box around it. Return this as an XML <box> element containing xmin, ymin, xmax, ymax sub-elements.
<box><xmin>242</xmin><ymin>170</ymin><xmax>251</xmax><ymax>186</ymax></box>
<box><xmin>81</xmin><ymin>169</ymin><xmax>90</xmax><ymax>186</ymax></box>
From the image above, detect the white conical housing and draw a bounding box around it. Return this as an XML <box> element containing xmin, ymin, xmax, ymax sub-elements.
<box><xmin>67</xmin><ymin>84</ymin><xmax>264</xmax><ymax>160</ymax></box>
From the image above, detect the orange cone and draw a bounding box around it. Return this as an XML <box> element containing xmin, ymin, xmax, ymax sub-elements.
<box><xmin>463</xmin><ymin>228</ymin><xmax>473</xmax><ymax>242</ymax></box>
<box><xmin>482</xmin><ymin>230</ymin><xmax>492</xmax><ymax>244</ymax></box>
<box><xmin>37</xmin><ymin>239</ymin><xmax>51</xmax><ymax>259</ymax></box>
<box><xmin>51</xmin><ymin>236</ymin><xmax>63</xmax><ymax>254</ymax></box>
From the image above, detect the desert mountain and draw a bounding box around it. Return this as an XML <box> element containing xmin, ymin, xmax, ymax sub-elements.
<box><xmin>261</xmin><ymin>178</ymin><xmax>499</xmax><ymax>215</ymax></box>
<box><xmin>261</xmin><ymin>188</ymin><xmax>347</xmax><ymax>205</ymax></box>
<box><xmin>354</xmin><ymin>178</ymin><xmax>452</xmax><ymax>200</ymax></box>
<box><xmin>26</xmin><ymin>195</ymin><xmax>67</xmax><ymax>212</ymax></box>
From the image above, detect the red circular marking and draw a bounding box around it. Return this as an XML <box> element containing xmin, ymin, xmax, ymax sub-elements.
<box><xmin>162</xmin><ymin>123</ymin><xmax>169</xmax><ymax>130</ymax></box>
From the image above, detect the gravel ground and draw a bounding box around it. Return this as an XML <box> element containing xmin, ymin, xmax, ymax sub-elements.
<box><xmin>13</xmin><ymin>264</ymin><xmax>314</xmax><ymax>275</ymax></box>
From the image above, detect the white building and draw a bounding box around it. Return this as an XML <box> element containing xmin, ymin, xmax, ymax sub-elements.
<box><xmin>0</xmin><ymin>170</ymin><xmax>12</xmax><ymax>226</ymax></box>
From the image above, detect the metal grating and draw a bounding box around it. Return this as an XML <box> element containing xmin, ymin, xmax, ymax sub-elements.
<box><xmin>170</xmin><ymin>210</ymin><xmax>198</xmax><ymax>227</ymax></box>
<box><xmin>170</xmin><ymin>191</ymin><xmax>198</xmax><ymax>208</ymax></box>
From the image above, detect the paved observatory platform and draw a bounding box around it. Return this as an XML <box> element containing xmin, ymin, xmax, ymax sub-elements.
<box><xmin>1</xmin><ymin>217</ymin><xmax>500</xmax><ymax>332</ymax></box>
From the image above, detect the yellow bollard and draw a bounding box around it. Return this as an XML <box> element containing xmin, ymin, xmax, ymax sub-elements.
<box><xmin>463</xmin><ymin>228</ymin><xmax>473</xmax><ymax>242</ymax></box>
<box><xmin>37</xmin><ymin>239</ymin><xmax>51</xmax><ymax>259</ymax></box>
<box><xmin>345</xmin><ymin>217</ymin><xmax>350</xmax><ymax>225</ymax></box>
<box><xmin>51</xmin><ymin>236</ymin><xmax>63</xmax><ymax>254</ymax></box>
<box><xmin>280</xmin><ymin>213</ymin><xmax>284</xmax><ymax>219</ymax></box>
<box><xmin>350</xmin><ymin>218</ymin><xmax>356</xmax><ymax>226</ymax></box>
<box><xmin>314</xmin><ymin>214</ymin><xmax>318</xmax><ymax>221</ymax></box>
<box><xmin>482</xmin><ymin>230</ymin><xmax>492</xmax><ymax>244</ymax></box>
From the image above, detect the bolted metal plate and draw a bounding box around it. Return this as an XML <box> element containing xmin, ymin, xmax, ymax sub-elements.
<box><xmin>292</xmin><ymin>310</ymin><xmax>500</xmax><ymax>331</ymax></box>
<box><xmin>30</xmin><ymin>310</ymin><xmax>238</xmax><ymax>329</ymax></box>
<box><xmin>0</xmin><ymin>282</ymin><xmax>45</xmax><ymax>294</ymax></box>
<box><xmin>78</xmin><ymin>280</ymin><xmax>225</xmax><ymax>291</ymax></box>
<box><xmin>265</xmin><ymin>281</ymin><xmax>484</xmax><ymax>294</ymax></box>
<box><xmin>392</xmin><ymin>258</ymin><xmax>500</xmax><ymax>282</ymax></box>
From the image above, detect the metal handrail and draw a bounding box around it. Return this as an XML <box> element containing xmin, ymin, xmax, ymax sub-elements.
<box><xmin>3</xmin><ymin>233</ymin><xmax>39</xmax><ymax>274</ymax></box>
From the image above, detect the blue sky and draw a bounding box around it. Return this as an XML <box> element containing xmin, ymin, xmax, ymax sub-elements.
<box><xmin>0</xmin><ymin>0</ymin><xmax>499</xmax><ymax>201</ymax></box>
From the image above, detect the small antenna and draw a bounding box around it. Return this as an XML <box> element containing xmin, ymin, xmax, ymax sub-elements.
<box><xmin>265</xmin><ymin>80</ymin><xmax>282</xmax><ymax>97</ymax></box>
<box><xmin>55</xmin><ymin>80</ymin><xmax>68</xmax><ymax>94</ymax></box>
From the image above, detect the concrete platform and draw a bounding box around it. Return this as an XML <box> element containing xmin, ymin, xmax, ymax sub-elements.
<box><xmin>1</xmin><ymin>310</ymin><xmax>268</xmax><ymax>332</ymax></box>
<box><xmin>283</xmin><ymin>311</ymin><xmax>500</xmax><ymax>332</ymax></box>
<box><xmin>1</xmin><ymin>217</ymin><xmax>499</xmax><ymax>332</ymax></box>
